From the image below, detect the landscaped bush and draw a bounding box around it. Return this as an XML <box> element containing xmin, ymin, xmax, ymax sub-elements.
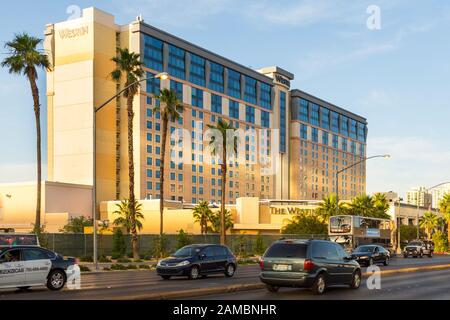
<box><xmin>117</xmin><ymin>258</ymin><xmax>131</xmax><ymax>263</ymax></box>
<box><xmin>138</xmin><ymin>264</ymin><xmax>150</xmax><ymax>269</ymax></box>
<box><xmin>98</xmin><ymin>256</ymin><xmax>111</xmax><ymax>263</ymax></box>
<box><xmin>79</xmin><ymin>256</ymin><xmax>93</xmax><ymax>263</ymax></box>
<box><xmin>110</xmin><ymin>263</ymin><xmax>127</xmax><ymax>270</ymax></box>
<box><xmin>126</xmin><ymin>264</ymin><xmax>137</xmax><ymax>270</ymax></box>
<box><xmin>433</xmin><ymin>230</ymin><xmax>448</xmax><ymax>253</ymax></box>
<box><xmin>79</xmin><ymin>265</ymin><xmax>91</xmax><ymax>272</ymax></box>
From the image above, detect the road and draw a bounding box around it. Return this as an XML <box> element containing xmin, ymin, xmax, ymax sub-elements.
<box><xmin>0</xmin><ymin>255</ymin><xmax>449</xmax><ymax>300</ymax></box>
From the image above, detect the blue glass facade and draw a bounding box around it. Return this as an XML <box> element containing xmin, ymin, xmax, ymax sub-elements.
<box><xmin>168</xmin><ymin>44</ymin><xmax>185</xmax><ymax>80</ymax></box>
<box><xmin>191</xmin><ymin>87</ymin><xmax>203</xmax><ymax>108</ymax></box>
<box><xmin>211</xmin><ymin>94</ymin><xmax>222</xmax><ymax>114</ymax></box>
<box><xmin>189</xmin><ymin>53</ymin><xmax>205</xmax><ymax>86</ymax></box>
<box><xmin>229</xmin><ymin>100</ymin><xmax>239</xmax><ymax>119</ymax></box>
<box><xmin>227</xmin><ymin>69</ymin><xmax>241</xmax><ymax>99</ymax></box>
<box><xmin>279</xmin><ymin>91</ymin><xmax>287</xmax><ymax>153</ymax></box>
<box><xmin>209</xmin><ymin>62</ymin><xmax>224</xmax><ymax>93</ymax></box>
<box><xmin>261</xmin><ymin>110</ymin><xmax>270</xmax><ymax>128</ymax></box>
<box><xmin>245</xmin><ymin>105</ymin><xmax>255</xmax><ymax>124</ymax></box>
<box><xmin>244</xmin><ymin>76</ymin><xmax>257</xmax><ymax>105</ymax></box>
<box><xmin>143</xmin><ymin>35</ymin><xmax>163</xmax><ymax>71</ymax></box>
<box><xmin>170</xmin><ymin>80</ymin><xmax>183</xmax><ymax>101</ymax></box>
<box><xmin>260</xmin><ymin>82</ymin><xmax>272</xmax><ymax>110</ymax></box>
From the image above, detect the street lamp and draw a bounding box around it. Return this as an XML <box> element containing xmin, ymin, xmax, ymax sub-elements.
<box><xmin>335</xmin><ymin>154</ymin><xmax>390</xmax><ymax>215</ymax></box>
<box><xmin>92</xmin><ymin>72</ymin><xmax>169</xmax><ymax>270</ymax></box>
<box><xmin>415</xmin><ymin>181</ymin><xmax>450</xmax><ymax>240</ymax></box>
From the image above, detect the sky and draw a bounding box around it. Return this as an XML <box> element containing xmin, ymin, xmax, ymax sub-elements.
<box><xmin>0</xmin><ymin>0</ymin><xmax>449</xmax><ymax>198</ymax></box>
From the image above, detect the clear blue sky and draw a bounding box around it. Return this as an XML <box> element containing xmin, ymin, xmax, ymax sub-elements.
<box><xmin>1</xmin><ymin>0</ymin><xmax>449</xmax><ymax>198</ymax></box>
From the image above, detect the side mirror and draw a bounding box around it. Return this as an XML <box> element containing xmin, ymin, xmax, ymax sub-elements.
<box><xmin>344</xmin><ymin>255</ymin><xmax>353</xmax><ymax>261</ymax></box>
<box><xmin>199</xmin><ymin>254</ymin><xmax>206</xmax><ymax>260</ymax></box>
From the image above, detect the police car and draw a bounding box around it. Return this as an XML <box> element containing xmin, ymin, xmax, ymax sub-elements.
<box><xmin>0</xmin><ymin>245</ymin><xmax>77</xmax><ymax>291</ymax></box>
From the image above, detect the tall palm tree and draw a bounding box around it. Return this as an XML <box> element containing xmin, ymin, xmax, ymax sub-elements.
<box><xmin>192</xmin><ymin>201</ymin><xmax>213</xmax><ymax>235</ymax></box>
<box><xmin>110</xmin><ymin>48</ymin><xmax>144</xmax><ymax>259</ymax></box>
<box><xmin>113</xmin><ymin>199</ymin><xmax>145</xmax><ymax>233</ymax></box>
<box><xmin>316</xmin><ymin>194</ymin><xmax>346</xmax><ymax>223</ymax></box>
<box><xmin>1</xmin><ymin>33</ymin><xmax>51</xmax><ymax>234</ymax></box>
<box><xmin>419</xmin><ymin>211</ymin><xmax>438</xmax><ymax>240</ymax></box>
<box><xmin>439</xmin><ymin>194</ymin><xmax>450</xmax><ymax>245</ymax></box>
<box><xmin>208</xmin><ymin>209</ymin><xmax>234</xmax><ymax>234</ymax></box>
<box><xmin>207</xmin><ymin>119</ymin><xmax>238</xmax><ymax>245</ymax></box>
<box><xmin>348</xmin><ymin>194</ymin><xmax>375</xmax><ymax>217</ymax></box>
<box><xmin>154</xmin><ymin>89</ymin><xmax>183</xmax><ymax>236</ymax></box>
<box><xmin>373</xmin><ymin>192</ymin><xmax>390</xmax><ymax>214</ymax></box>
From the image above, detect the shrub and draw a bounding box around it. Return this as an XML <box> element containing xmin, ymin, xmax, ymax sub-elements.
<box><xmin>153</xmin><ymin>234</ymin><xmax>169</xmax><ymax>258</ymax></box>
<box><xmin>98</xmin><ymin>256</ymin><xmax>111</xmax><ymax>263</ymax></box>
<box><xmin>80</xmin><ymin>256</ymin><xmax>93</xmax><ymax>263</ymax></box>
<box><xmin>234</xmin><ymin>235</ymin><xmax>248</xmax><ymax>258</ymax></box>
<box><xmin>254</xmin><ymin>234</ymin><xmax>266</xmax><ymax>256</ymax></box>
<box><xmin>133</xmin><ymin>259</ymin><xmax>143</xmax><ymax>263</ymax></box>
<box><xmin>176</xmin><ymin>229</ymin><xmax>192</xmax><ymax>249</ymax></box>
<box><xmin>126</xmin><ymin>264</ymin><xmax>137</xmax><ymax>270</ymax></box>
<box><xmin>117</xmin><ymin>258</ymin><xmax>131</xmax><ymax>263</ymax></box>
<box><xmin>282</xmin><ymin>214</ymin><xmax>328</xmax><ymax>235</ymax></box>
<box><xmin>112</xmin><ymin>229</ymin><xmax>126</xmax><ymax>258</ymax></box>
<box><xmin>103</xmin><ymin>267</ymin><xmax>111</xmax><ymax>271</ymax></box>
<box><xmin>110</xmin><ymin>263</ymin><xmax>127</xmax><ymax>271</ymax></box>
<box><xmin>432</xmin><ymin>230</ymin><xmax>448</xmax><ymax>253</ymax></box>
<box><xmin>79</xmin><ymin>265</ymin><xmax>91</xmax><ymax>272</ymax></box>
<box><xmin>138</xmin><ymin>264</ymin><xmax>150</xmax><ymax>270</ymax></box>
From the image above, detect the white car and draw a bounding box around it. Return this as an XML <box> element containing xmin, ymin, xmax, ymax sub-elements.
<box><xmin>0</xmin><ymin>246</ymin><xmax>77</xmax><ymax>291</ymax></box>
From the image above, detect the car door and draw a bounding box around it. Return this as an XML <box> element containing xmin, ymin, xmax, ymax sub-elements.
<box><xmin>23</xmin><ymin>248</ymin><xmax>52</xmax><ymax>286</ymax></box>
<box><xmin>372</xmin><ymin>246</ymin><xmax>381</xmax><ymax>263</ymax></box>
<box><xmin>312</xmin><ymin>242</ymin><xmax>340</xmax><ymax>285</ymax></box>
<box><xmin>334</xmin><ymin>244</ymin><xmax>354</xmax><ymax>283</ymax></box>
<box><xmin>199</xmin><ymin>247</ymin><xmax>217</xmax><ymax>273</ymax></box>
<box><xmin>213</xmin><ymin>246</ymin><xmax>227</xmax><ymax>272</ymax></box>
<box><xmin>0</xmin><ymin>249</ymin><xmax>26</xmax><ymax>288</ymax></box>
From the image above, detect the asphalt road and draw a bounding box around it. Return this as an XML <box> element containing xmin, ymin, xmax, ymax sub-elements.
<box><xmin>196</xmin><ymin>268</ymin><xmax>450</xmax><ymax>300</ymax></box>
<box><xmin>0</xmin><ymin>255</ymin><xmax>449</xmax><ymax>300</ymax></box>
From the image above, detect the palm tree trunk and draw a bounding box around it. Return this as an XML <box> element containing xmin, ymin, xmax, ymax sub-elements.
<box><xmin>159</xmin><ymin>115</ymin><xmax>168</xmax><ymax>237</ymax></box>
<box><xmin>220</xmin><ymin>158</ymin><xmax>227</xmax><ymax>245</ymax></box>
<box><xmin>126</xmin><ymin>96</ymin><xmax>138</xmax><ymax>260</ymax></box>
<box><xmin>28</xmin><ymin>72</ymin><xmax>41</xmax><ymax>234</ymax></box>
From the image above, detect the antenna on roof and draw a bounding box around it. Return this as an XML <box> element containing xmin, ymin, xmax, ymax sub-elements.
<box><xmin>136</xmin><ymin>14</ymin><xmax>144</xmax><ymax>22</ymax></box>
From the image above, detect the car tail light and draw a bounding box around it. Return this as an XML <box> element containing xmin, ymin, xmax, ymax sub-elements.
<box><xmin>259</xmin><ymin>259</ymin><xmax>265</xmax><ymax>270</ymax></box>
<box><xmin>304</xmin><ymin>259</ymin><xmax>314</xmax><ymax>271</ymax></box>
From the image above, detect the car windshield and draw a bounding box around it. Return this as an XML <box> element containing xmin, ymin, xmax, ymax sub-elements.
<box><xmin>265</xmin><ymin>243</ymin><xmax>307</xmax><ymax>258</ymax></box>
<box><xmin>172</xmin><ymin>246</ymin><xmax>201</xmax><ymax>257</ymax></box>
<box><xmin>354</xmin><ymin>246</ymin><xmax>375</xmax><ymax>253</ymax></box>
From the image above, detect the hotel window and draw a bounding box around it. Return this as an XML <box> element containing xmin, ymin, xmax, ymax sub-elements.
<box><xmin>321</xmin><ymin>107</ymin><xmax>330</xmax><ymax>130</ymax></box>
<box><xmin>299</xmin><ymin>99</ymin><xmax>309</xmax><ymax>122</ymax></box>
<box><xmin>260</xmin><ymin>82</ymin><xmax>272</xmax><ymax>110</ymax></box>
<box><xmin>147</xmin><ymin>133</ymin><xmax>152</xmax><ymax>141</ymax></box>
<box><xmin>300</xmin><ymin>124</ymin><xmax>308</xmax><ymax>140</ymax></box>
<box><xmin>331</xmin><ymin>112</ymin><xmax>339</xmax><ymax>133</ymax></box>
<box><xmin>332</xmin><ymin>135</ymin><xmax>338</xmax><ymax>148</ymax></box>
<box><xmin>245</xmin><ymin>105</ymin><xmax>255</xmax><ymax>124</ymax></box>
<box><xmin>170</xmin><ymin>80</ymin><xmax>183</xmax><ymax>101</ymax></box>
<box><xmin>170</xmin><ymin>172</ymin><xmax>175</xmax><ymax>180</ymax></box>
<box><xmin>310</xmin><ymin>103</ymin><xmax>319</xmax><ymax>126</ymax></box>
<box><xmin>146</xmin><ymin>169</ymin><xmax>153</xmax><ymax>178</ymax></box>
<box><xmin>227</xmin><ymin>68</ymin><xmax>241</xmax><ymax>99</ymax></box>
<box><xmin>211</xmin><ymin>94</ymin><xmax>222</xmax><ymax>114</ymax></box>
<box><xmin>168</xmin><ymin>44</ymin><xmax>185</xmax><ymax>80</ymax></box>
<box><xmin>143</xmin><ymin>35</ymin><xmax>163</xmax><ymax>71</ymax></box>
<box><xmin>322</xmin><ymin>131</ymin><xmax>329</xmax><ymax>145</ymax></box>
<box><xmin>229</xmin><ymin>100</ymin><xmax>239</xmax><ymax>119</ymax></box>
<box><xmin>146</xmin><ymin>73</ymin><xmax>161</xmax><ymax>107</ymax></box>
<box><xmin>351</xmin><ymin>141</ymin><xmax>356</xmax><ymax>154</ymax></box>
<box><xmin>209</xmin><ymin>61</ymin><xmax>224</xmax><ymax>93</ymax></box>
<box><xmin>147</xmin><ymin>145</ymin><xmax>152</xmax><ymax>153</ymax></box>
<box><xmin>146</xmin><ymin>121</ymin><xmax>152</xmax><ymax>130</ymax></box>
<box><xmin>244</xmin><ymin>76</ymin><xmax>257</xmax><ymax>105</ymax></box>
<box><xmin>261</xmin><ymin>110</ymin><xmax>270</xmax><ymax>128</ymax></box>
<box><xmin>342</xmin><ymin>138</ymin><xmax>348</xmax><ymax>152</ymax></box>
<box><xmin>280</xmin><ymin>92</ymin><xmax>287</xmax><ymax>153</ymax></box>
<box><xmin>357</xmin><ymin>122</ymin><xmax>366</xmax><ymax>142</ymax></box>
<box><xmin>191</xmin><ymin>87</ymin><xmax>203</xmax><ymax>108</ymax></box>
<box><xmin>340</xmin><ymin>115</ymin><xmax>349</xmax><ymax>137</ymax></box>
<box><xmin>359</xmin><ymin>143</ymin><xmax>365</xmax><ymax>156</ymax></box>
<box><xmin>190</xmin><ymin>53</ymin><xmax>205</xmax><ymax>86</ymax></box>
<box><xmin>147</xmin><ymin>157</ymin><xmax>153</xmax><ymax>165</ymax></box>
<box><xmin>349</xmin><ymin>119</ymin><xmax>357</xmax><ymax>139</ymax></box>
<box><xmin>147</xmin><ymin>182</ymin><xmax>153</xmax><ymax>190</ymax></box>
<box><xmin>312</xmin><ymin>127</ymin><xmax>319</xmax><ymax>142</ymax></box>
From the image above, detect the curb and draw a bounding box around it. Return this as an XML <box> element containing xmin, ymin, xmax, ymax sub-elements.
<box><xmin>121</xmin><ymin>263</ymin><xmax>450</xmax><ymax>300</ymax></box>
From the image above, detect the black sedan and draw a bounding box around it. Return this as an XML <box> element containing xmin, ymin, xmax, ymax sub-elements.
<box><xmin>351</xmin><ymin>245</ymin><xmax>390</xmax><ymax>267</ymax></box>
<box><xmin>156</xmin><ymin>244</ymin><xmax>237</xmax><ymax>280</ymax></box>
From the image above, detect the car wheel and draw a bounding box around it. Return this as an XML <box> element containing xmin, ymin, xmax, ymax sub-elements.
<box><xmin>47</xmin><ymin>269</ymin><xmax>66</xmax><ymax>291</ymax></box>
<box><xmin>350</xmin><ymin>270</ymin><xmax>361</xmax><ymax>289</ymax></box>
<box><xmin>188</xmin><ymin>266</ymin><xmax>200</xmax><ymax>280</ymax></box>
<box><xmin>224</xmin><ymin>264</ymin><xmax>236</xmax><ymax>277</ymax></box>
<box><xmin>161</xmin><ymin>275</ymin><xmax>171</xmax><ymax>280</ymax></box>
<box><xmin>383</xmin><ymin>257</ymin><xmax>390</xmax><ymax>266</ymax></box>
<box><xmin>266</xmin><ymin>284</ymin><xmax>279</xmax><ymax>293</ymax></box>
<box><xmin>311</xmin><ymin>274</ymin><xmax>327</xmax><ymax>295</ymax></box>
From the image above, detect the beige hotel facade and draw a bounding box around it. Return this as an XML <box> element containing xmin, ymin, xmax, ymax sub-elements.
<box><xmin>44</xmin><ymin>7</ymin><xmax>368</xmax><ymax>209</ymax></box>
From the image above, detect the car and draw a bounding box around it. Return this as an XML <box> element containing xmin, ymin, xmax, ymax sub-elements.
<box><xmin>0</xmin><ymin>246</ymin><xmax>77</xmax><ymax>291</ymax></box>
<box><xmin>259</xmin><ymin>239</ymin><xmax>361</xmax><ymax>295</ymax></box>
<box><xmin>156</xmin><ymin>244</ymin><xmax>237</xmax><ymax>280</ymax></box>
<box><xmin>351</xmin><ymin>245</ymin><xmax>390</xmax><ymax>267</ymax></box>
<box><xmin>403</xmin><ymin>240</ymin><xmax>433</xmax><ymax>258</ymax></box>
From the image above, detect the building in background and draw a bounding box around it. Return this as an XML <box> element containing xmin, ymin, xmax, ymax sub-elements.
<box><xmin>405</xmin><ymin>187</ymin><xmax>432</xmax><ymax>208</ymax></box>
<box><xmin>429</xmin><ymin>182</ymin><xmax>450</xmax><ymax>209</ymax></box>
<box><xmin>44</xmin><ymin>7</ymin><xmax>368</xmax><ymax>207</ymax></box>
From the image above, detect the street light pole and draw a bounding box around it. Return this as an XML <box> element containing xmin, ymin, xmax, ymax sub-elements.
<box><xmin>92</xmin><ymin>72</ymin><xmax>168</xmax><ymax>270</ymax></box>
<box><xmin>335</xmin><ymin>154</ymin><xmax>390</xmax><ymax>216</ymax></box>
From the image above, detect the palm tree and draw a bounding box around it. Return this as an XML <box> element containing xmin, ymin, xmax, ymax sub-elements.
<box><xmin>154</xmin><ymin>89</ymin><xmax>183</xmax><ymax>237</ymax></box>
<box><xmin>110</xmin><ymin>48</ymin><xmax>144</xmax><ymax>259</ymax></box>
<box><xmin>113</xmin><ymin>199</ymin><xmax>145</xmax><ymax>233</ymax></box>
<box><xmin>439</xmin><ymin>194</ymin><xmax>450</xmax><ymax>245</ymax></box>
<box><xmin>419</xmin><ymin>211</ymin><xmax>439</xmax><ymax>240</ymax></box>
<box><xmin>207</xmin><ymin>119</ymin><xmax>238</xmax><ymax>245</ymax></box>
<box><xmin>348</xmin><ymin>194</ymin><xmax>374</xmax><ymax>217</ymax></box>
<box><xmin>316</xmin><ymin>194</ymin><xmax>346</xmax><ymax>223</ymax></box>
<box><xmin>193</xmin><ymin>201</ymin><xmax>213</xmax><ymax>235</ymax></box>
<box><xmin>208</xmin><ymin>209</ymin><xmax>234</xmax><ymax>234</ymax></box>
<box><xmin>373</xmin><ymin>192</ymin><xmax>390</xmax><ymax>214</ymax></box>
<box><xmin>1</xmin><ymin>33</ymin><xmax>51</xmax><ymax>234</ymax></box>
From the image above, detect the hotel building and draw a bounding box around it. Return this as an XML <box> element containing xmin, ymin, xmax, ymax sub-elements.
<box><xmin>44</xmin><ymin>7</ymin><xmax>368</xmax><ymax>206</ymax></box>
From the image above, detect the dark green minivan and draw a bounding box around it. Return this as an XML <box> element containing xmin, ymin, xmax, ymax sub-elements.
<box><xmin>259</xmin><ymin>239</ymin><xmax>361</xmax><ymax>295</ymax></box>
